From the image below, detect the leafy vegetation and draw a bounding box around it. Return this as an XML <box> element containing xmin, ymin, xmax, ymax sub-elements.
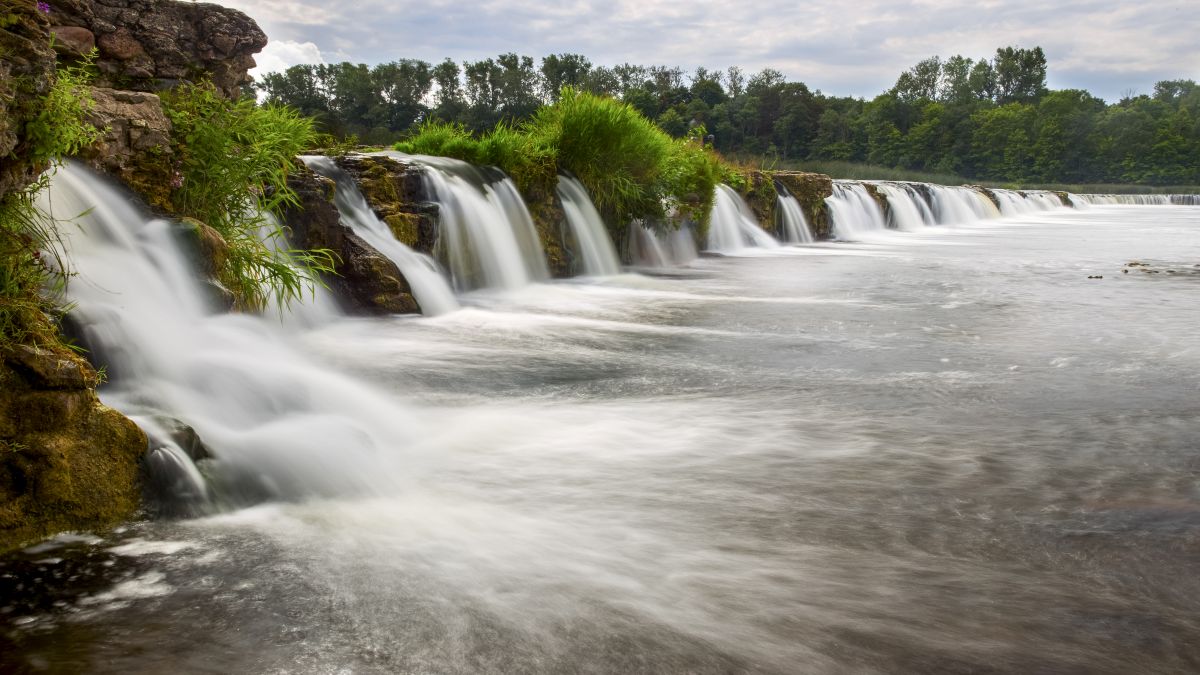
<box><xmin>395</xmin><ymin>88</ymin><xmax>723</xmax><ymax>234</ymax></box>
<box><xmin>261</xmin><ymin>46</ymin><xmax>1200</xmax><ymax>187</ymax></box>
<box><xmin>161</xmin><ymin>82</ymin><xmax>336</xmax><ymax>311</ymax></box>
<box><xmin>0</xmin><ymin>53</ymin><xmax>103</xmax><ymax>349</ymax></box>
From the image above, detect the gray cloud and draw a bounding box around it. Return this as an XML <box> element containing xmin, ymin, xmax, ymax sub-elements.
<box><xmin>221</xmin><ymin>0</ymin><xmax>1200</xmax><ymax>101</ymax></box>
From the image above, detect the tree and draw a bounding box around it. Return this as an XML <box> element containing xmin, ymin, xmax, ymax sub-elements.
<box><xmin>993</xmin><ymin>46</ymin><xmax>1047</xmax><ymax>104</ymax></box>
<box><xmin>541</xmin><ymin>53</ymin><xmax>592</xmax><ymax>102</ymax></box>
<box><xmin>892</xmin><ymin>56</ymin><xmax>941</xmax><ymax>102</ymax></box>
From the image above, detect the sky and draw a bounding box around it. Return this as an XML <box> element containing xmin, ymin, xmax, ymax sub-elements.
<box><xmin>217</xmin><ymin>0</ymin><xmax>1200</xmax><ymax>102</ymax></box>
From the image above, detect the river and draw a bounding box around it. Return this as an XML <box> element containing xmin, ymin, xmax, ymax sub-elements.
<box><xmin>2</xmin><ymin>198</ymin><xmax>1198</xmax><ymax>673</ymax></box>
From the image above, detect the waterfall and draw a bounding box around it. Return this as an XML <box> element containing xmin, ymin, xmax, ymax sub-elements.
<box><xmin>875</xmin><ymin>184</ymin><xmax>932</xmax><ymax>231</ymax></box>
<box><xmin>776</xmin><ymin>192</ymin><xmax>815</xmax><ymax>243</ymax></box>
<box><xmin>388</xmin><ymin>152</ymin><xmax>548</xmax><ymax>291</ymax></box>
<box><xmin>1073</xmin><ymin>193</ymin><xmax>1199</xmax><ymax>206</ymax></box>
<box><xmin>630</xmin><ymin>224</ymin><xmax>698</xmax><ymax>267</ymax></box>
<box><xmin>556</xmin><ymin>175</ymin><xmax>621</xmax><ymax>276</ymax></box>
<box><xmin>39</xmin><ymin>162</ymin><xmax>425</xmax><ymax>509</ymax></box>
<box><xmin>927</xmin><ymin>185</ymin><xmax>995</xmax><ymax>223</ymax></box>
<box><xmin>706</xmin><ymin>184</ymin><xmax>779</xmax><ymax>253</ymax></box>
<box><xmin>825</xmin><ymin>181</ymin><xmax>887</xmax><ymax>239</ymax></box>
<box><xmin>300</xmin><ymin>156</ymin><xmax>459</xmax><ymax>316</ymax></box>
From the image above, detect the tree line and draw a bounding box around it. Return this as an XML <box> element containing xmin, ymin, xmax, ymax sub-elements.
<box><xmin>257</xmin><ymin>47</ymin><xmax>1200</xmax><ymax>186</ymax></box>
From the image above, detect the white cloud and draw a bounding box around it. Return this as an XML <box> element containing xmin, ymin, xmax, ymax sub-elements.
<box><xmin>217</xmin><ymin>0</ymin><xmax>1200</xmax><ymax>101</ymax></box>
<box><xmin>249</xmin><ymin>39</ymin><xmax>326</xmax><ymax>81</ymax></box>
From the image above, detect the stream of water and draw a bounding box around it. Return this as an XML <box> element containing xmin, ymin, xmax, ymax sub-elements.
<box><xmin>2</xmin><ymin>172</ymin><xmax>1198</xmax><ymax>673</ymax></box>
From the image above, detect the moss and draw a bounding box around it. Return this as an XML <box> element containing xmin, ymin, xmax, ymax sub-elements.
<box><xmin>774</xmin><ymin>171</ymin><xmax>834</xmax><ymax>239</ymax></box>
<box><xmin>0</xmin><ymin>352</ymin><xmax>147</xmax><ymax>554</ymax></box>
<box><xmin>735</xmin><ymin>170</ymin><xmax>781</xmax><ymax>235</ymax></box>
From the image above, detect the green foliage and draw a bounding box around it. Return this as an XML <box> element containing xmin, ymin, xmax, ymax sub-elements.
<box><xmin>25</xmin><ymin>50</ymin><xmax>104</xmax><ymax>166</ymax></box>
<box><xmin>2</xmin><ymin>53</ymin><xmax>103</xmax><ymax>351</ymax></box>
<box><xmin>265</xmin><ymin>45</ymin><xmax>1200</xmax><ymax>186</ymax></box>
<box><xmin>161</xmin><ymin>82</ymin><xmax>336</xmax><ymax>312</ymax></box>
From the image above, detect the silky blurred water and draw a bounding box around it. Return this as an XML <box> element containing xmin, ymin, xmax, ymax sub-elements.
<box><xmin>2</xmin><ymin>205</ymin><xmax>1199</xmax><ymax>674</ymax></box>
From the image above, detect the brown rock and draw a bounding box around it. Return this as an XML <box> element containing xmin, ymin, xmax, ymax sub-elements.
<box><xmin>50</xmin><ymin>25</ymin><xmax>95</xmax><ymax>56</ymax></box>
<box><xmin>281</xmin><ymin>166</ymin><xmax>422</xmax><ymax>314</ymax></box>
<box><xmin>97</xmin><ymin>27</ymin><xmax>144</xmax><ymax>60</ymax></box>
<box><xmin>5</xmin><ymin>345</ymin><xmax>98</xmax><ymax>391</ymax></box>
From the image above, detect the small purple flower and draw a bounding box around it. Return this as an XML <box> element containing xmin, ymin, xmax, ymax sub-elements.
<box><xmin>170</xmin><ymin>171</ymin><xmax>184</xmax><ymax>189</ymax></box>
<box><xmin>36</xmin><ymin>2</ymin><xmax>51</xmax><ymax>13</ymax></box>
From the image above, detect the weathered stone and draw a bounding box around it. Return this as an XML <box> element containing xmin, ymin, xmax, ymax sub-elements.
<box><xmin>97</xmin><ymin>27</ymin><xmax>144</xmax><ymax>60</ymax></box>
<box><xmin>176</xmin><ymin>218</ymin><xmax>228</xmax><ymax>277</ymax></box>
<box><xmin>79</xmin><ymin>86</ymin><xmax>174</xmax><ymax>211</ymax></box>
<box><xmin>774</xmin><ymin>171</ymin><xmax>834</xmax><ymax>239</ymax></box>
<box><xmin>0</xmin><ymin>5</ymin><xmax>56</xmax><ymax>199</ymax></box>
<box><xmin>335</xmin><ymin>155</ymin><xmax>441</xmax><ymax>254</ymax></box>
<box><xmin>47</xmin><ymin>0</ymin><xmax>266</xmax><ymax>99</ymax></box>
<box><xmin>5</xmin><ymin>345</ymin><xmax>98</xmax><ymax>391</ymax></box>
<box><xmin>49</xmin><ymin>25</ymin><xmax>96</xmax><ymax>56</ymax></box>
<box><xmin>281</xmin><ymin>166</ymin><xmax>421</xmax><ymax>314</ymax></box>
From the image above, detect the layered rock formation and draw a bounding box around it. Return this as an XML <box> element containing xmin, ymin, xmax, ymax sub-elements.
<box><xmin>47</xmin><ymin>0</ymin><xmax>265</xmax><ymax>98</ymax></box>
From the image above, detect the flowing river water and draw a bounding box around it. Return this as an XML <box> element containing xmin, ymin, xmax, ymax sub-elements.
<box><xmin>2</xmin><ymin>193</ymin><xmax>1199</xmax><ymax>673</ymax></box>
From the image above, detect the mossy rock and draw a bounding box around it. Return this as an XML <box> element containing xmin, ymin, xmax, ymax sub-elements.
<box><xmin>774</xmin><ymin>171</ymin><xmax>834</xmax><ymax>239</ymax></box>
<box><xmin>0</xmin><ymin>351</ymin><xmax>147</xmax><ymax>554</ymax></box>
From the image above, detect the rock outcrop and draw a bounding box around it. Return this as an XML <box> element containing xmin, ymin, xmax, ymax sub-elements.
<box><xmin>80</xmin><ymin>87</ymin><xmax>174</xmax><ymax>211</ymax></box>
<box><xmin>736</xmin><ymin>171</ymin><xmax>782</xmax><ymax>237</ymax></box>
<box><xmin>47</xmin><ymin>0</ymin><xmax>266</xmax><ymax>99</ymax></box>
<box><xmin>0</xmin><ymin>5</ymin><xmax>56</xmax><ymax>199</ymax></box>
<box><xmin>0</xmin><ymin>346</ymin><xmax>147</xmax><ymax>551</ymax></box>
<box><xmin>773</xmin><ymin>171</ymin><xmax>834</xmax><ymax>239</ymax></box>
<box><xmin>281</xmin><ymin>166</ymin><xmax>421</xmax><ymax>314</ymax></box>
<box><xmin>334</xmin><ymin>155</ymin><xmax>440</xmax><ymax>255</ymax></box>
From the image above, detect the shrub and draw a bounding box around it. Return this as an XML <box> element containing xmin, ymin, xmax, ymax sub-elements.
<box><xmin>162</xmin><ymin>83</ymin><xmax>336</xmax><ymax>311</ymax></box>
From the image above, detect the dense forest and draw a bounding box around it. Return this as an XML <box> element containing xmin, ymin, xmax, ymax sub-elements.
<box><xmin>257</xmin><ymin>47</ymin><xmax>1200</xmax><ymax>186</ymax></box>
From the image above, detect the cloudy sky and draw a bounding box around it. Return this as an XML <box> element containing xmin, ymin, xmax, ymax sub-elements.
<box><xmin>216</xmin><ymin>0</ymin><xmax>1199</xmax><ymax>101</ymax></box>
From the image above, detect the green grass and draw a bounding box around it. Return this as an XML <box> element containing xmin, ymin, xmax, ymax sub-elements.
<box><xmin>162</xmin><ymin>83</ymin><xmax>337</xmax><ymax>311</ymax></box>
<box><xmin>398</xmin><ymin>89</ymin><xmax>725</xmax><ymax>235</ymax></box>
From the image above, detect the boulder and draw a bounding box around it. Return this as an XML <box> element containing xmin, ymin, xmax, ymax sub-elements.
<box><xmin>281</xmin><ymin>166</ymin><xmax>421</xmax><ymax>314</ymax></box>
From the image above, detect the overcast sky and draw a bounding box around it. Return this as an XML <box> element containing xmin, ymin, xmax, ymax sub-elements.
<box><xmin>215</xmin><ymin>0</ymin><xmax>1199</xmax><ymax>102</ymax></box>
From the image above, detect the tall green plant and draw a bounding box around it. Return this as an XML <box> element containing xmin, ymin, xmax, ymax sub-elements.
<box><xmin>162</xmin><ymin>83</ymin><xmax>336</xmax><ymax>311</ymax></box>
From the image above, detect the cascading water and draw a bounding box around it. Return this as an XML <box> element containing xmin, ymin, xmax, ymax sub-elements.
<box><xmin>556</xmin><ymin>175</ymin><xmax>621</xmax><ymax>276</ymax></box>
<box><xmin>384</xmin><ymin>152</ymin><xmax>548</xmax><ymax>291</ymax></box>
<box><xmin>927</xmin><ymin>184</ymin><xmax>997</xmax><ymax>223</ymax></box>
<box><xmin>876</xmin><ymin>184</ymin><xmax>932</xmax><ymax>231</ymax></box>
<box><xmin>39</xmin><ymin>162</ymin><xmax>426</xmax><ymax>508</ymax></box>
<box><xmin>776</xmin><ymin>192</ymin><xmax>815</xmax><ymax>243</ymax></box>
<box><xmin>825</xmin><ymin>181</ymin><xmax>887</xmax><ymax>239</ymax></box>
<box><xmin>707</xmin><ymin>184</ymin><xmax>779</xmax><ymax>253</ymax></box>
<box><xmin>1073</xmin><ymin>193</ymin><xmax>1199</xmax><ymax>206</ymax></box>
<box><xmin>300</xmin><ymin>156</ymin><xmax>459</xmax><ymax>315</ymax></box>
<box><xmin>990</xmin><ymin>188</ymin><xmax>1062</xmax><ymax>215</ymax></box>
<box><xmin>630</xmin><ymin>224</ymin><xmax>698</xmax><ymax>267</ymax></box>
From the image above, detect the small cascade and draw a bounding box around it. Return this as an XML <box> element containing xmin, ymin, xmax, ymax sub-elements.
<box><xmin>825</xmin><ymin>181</ymin><xmax>887</xmax><ymax>239</ymax></box>
<box><xmin>990</xmin><ymin>189</ymin><xmax>1061</xmax><ymax>215</ymax></box>
<box><xmin>557</xmin><ymin>175</ymin><xmax>621</xmax><ymax>276</ymax></box>
<box><xmin>876</xmin><ymin>184</ymin><xmax>932</xmax><ymax>231</ymax></box>
<box><xmin>390</xmin><ymin>152</ymin><xmax>548</xmax><ymax>291</ymax></box>
<box><xmin>1074</xmin><ymin>193</ymin><xmax>1199</xmax><ymax>206</ymax></box>
<box><xmin>707</xmin><ymin>185</ymin><xmax>780</xmax><ymax>252</ymax></box>
<box><xmin>776</xmin><ymin>192</ymin><xmax>815</xmax><ymax>243</ymax></box>
<box><xmin>301</xmin><ymin>156</ymin><xmax>459</xmax><ymax>316</ymax></box>
<box><xmin>928</xmin><ymin>185</ymin><xmax>995</xmax><ymax>224</ymax></box>
<box><xmin>40</xmin><ymin>162</ymin><xmax>426</xmax><ymax>509</ymax></box>
<box><xmin>631</xmin><ymin>224</ymin><xmax>699</xmax><ymax>267</ymax></box>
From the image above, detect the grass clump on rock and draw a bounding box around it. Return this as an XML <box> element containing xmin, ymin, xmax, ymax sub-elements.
<box><xmin>396</xmin><ymin>88</ymin><xmax>726</xmax><ymax>237</ymax></box>
<box><xmin>162</xmin><ymin>82</ymin><xmax>337</xmax><ymax>311</ymax></box>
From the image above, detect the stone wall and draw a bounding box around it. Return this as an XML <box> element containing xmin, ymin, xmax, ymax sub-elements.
<box><xmin>773</xmin><ymin>171</ymin><xmax>834</xmax><ymax>239</ymax></box>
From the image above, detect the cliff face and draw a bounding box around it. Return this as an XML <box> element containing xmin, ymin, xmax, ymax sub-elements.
<box><xmin>0</xmin><ymin>4</ymin><xmax>56</xmax><ymax>199</ymax></box>
<box><xmin>0</xmin><ymin>0</ymin><xmax>268</xmax><ymax>553</ymax></box>
<box><xmin>47</xmin><ymin>0</ymin><xmax>265</xmax><ymax>99</ymax></box>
